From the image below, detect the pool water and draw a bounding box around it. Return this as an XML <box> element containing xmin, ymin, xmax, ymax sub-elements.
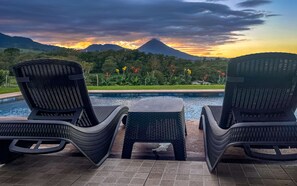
<box><xmin>0</xmin><ymin>95</ymin><xmax>224</xmax><ymax>120</ymax></box>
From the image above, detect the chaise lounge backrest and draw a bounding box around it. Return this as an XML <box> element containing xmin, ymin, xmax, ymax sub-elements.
<box><xmin>220</xmin><ymin>52</ymin><xmax>297</xmax><ymax>129</ymax></box>
<box><xmin>13</xmin><ymin>59</ymin><xmax>99</xmax><ymax>127</ymax></box>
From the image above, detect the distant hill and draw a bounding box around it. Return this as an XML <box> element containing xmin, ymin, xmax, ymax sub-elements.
<box><xmin>83</xmin><ymin>44</ymin><xmax>124</xmax><ymax>52</ymax></box>
<box><xmin>0</xmin><ymin>33</ymin><xmax>206</xmax><ymax>60</ymax></box>
<box><xmin>138</xmin><ymin>38</ymin><xmax>200</xmax><ymax>60</ymax></box>
<box><xmin>0</xmin><ymin>33</ymin><xmax>61</xmax><ymax>51</ymax></box>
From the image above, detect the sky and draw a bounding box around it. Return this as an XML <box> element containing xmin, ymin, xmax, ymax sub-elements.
<box><xmin>0</xmin><ymin>0</ymin><xmax>296</xmax><ymax>58</ymax></box>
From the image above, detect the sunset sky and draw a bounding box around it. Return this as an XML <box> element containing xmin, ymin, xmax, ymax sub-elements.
<box><xmin>0</xmin><ymin>0</ymin><xmax>296</xmax><ymax>57</ymax></box>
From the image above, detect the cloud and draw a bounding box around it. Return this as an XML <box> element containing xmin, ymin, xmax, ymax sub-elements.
<box><xmin>237</xmin><ymin>0</ymin><xmax>271</xmax><ymax>8</ymax></box>
<box><xmin>206</xmin><ymin>0</ymin><xmax>226</xmax><ymax>2</ymax></box>
<box><xmin>0</xmin><ymin>0</ymin><xmax>271</xmax><ymax>54</ymax></box>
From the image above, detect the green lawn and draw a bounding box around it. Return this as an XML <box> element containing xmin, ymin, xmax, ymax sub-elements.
<box><xmin>0</xmin><ymin>87</ymin><xmax>20</xmax><ymax>94</ymax></box>
<box><xmin>88</xmin><ymin>85</ymin><xmax>225</xmax><ymax>90</ymax></box>
<box><xmin>0</xmin><ymin>85</ymin><xmax>225</xmax><ymax>94</ymax></box>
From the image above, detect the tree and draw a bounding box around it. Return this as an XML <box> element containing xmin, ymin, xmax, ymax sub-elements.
<box><xmin>79</xmin><ymin>61</ymin><xmax>94</xmax><ymax>75</ymax></box>
<box><xmin>2</xmin><ymin>48</ymin><xmax>21</xmax><ymax>70</ymax></box>
<box><xmin>102</xmin><ymin>56</ymin><xmax>117</xmax><ymax>77</ymax></box>
<box><xmin>0</xmin><ymin>70</ymin><xmax>9</xmax><ymax>86</ymax></box>
<box><xmin>148</xmin><ymin>56</ymin><xmax>160</xmax><ymax>71</ymax></box>
<box><xmin>4</xmin><ymin>48</ymin><xmax>20</xmax><ymax>55</ymax></box>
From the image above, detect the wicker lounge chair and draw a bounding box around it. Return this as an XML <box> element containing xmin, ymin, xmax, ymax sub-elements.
<box><xmin>0</xmin><ymin>59</ymin><xmax>128</xmax><ymax>165</ymax></box>
<box><xmin>199</xmin><ymin>52</ymin><xmax>297</xmax><ymax>172</ymax></box>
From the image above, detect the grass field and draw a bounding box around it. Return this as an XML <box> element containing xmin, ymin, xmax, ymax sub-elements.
<box><xmin>0</xmin><ymin>87</ymin><xmax>20</xmax><ymax>94</ymax></box>
<box><xmin>0</xmin><ymin>85</ymin><xmax>225</xmax><ymax>94</ymax></box>
<box><xmin>88</xmin><ymin>85</ymin><xmax>225</xmax><ymax>90</ymax></box>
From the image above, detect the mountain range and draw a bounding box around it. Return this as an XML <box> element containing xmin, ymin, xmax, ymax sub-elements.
<box><xmin>0</xmin><ymin>33</ymin><xmax>60</xmax><ymax>51</ymax></box>
<box><xmin>84</xmin><ymin>44</ymin><xmax>124</xmax><ymax>52</ymax></box>
<box><xmin>0</xmin><ymin>32</ymin><xmax>200</xmax><ymax>60</ymax></box>
<box><xmin>138</xmin><ymin>39</ymin><xmax>199</xmax><ymax>60</ymax></box>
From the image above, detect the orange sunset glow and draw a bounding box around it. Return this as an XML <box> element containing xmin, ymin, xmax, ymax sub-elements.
<box><xmin>1</xmin><ymin>0</ymin><xmax>296</xmax><ymax>58</ymax></box>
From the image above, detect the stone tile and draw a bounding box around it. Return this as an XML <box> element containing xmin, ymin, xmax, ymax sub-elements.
<box><xmin>117</xmin><ymin>177</ymin><xmax>132</xmax><ymax>184</ymax></box>
<box><xmin>56</xmin><ymin>180</ymin><xmax>75</xmax><ymax>186</ymax></box>
<box><xmin>204</xmin><ymin>180</ymin><xmax>219</xmax><ymax>186</ymax></box>
<box><xmin>72</xmin><ymin>181</ymin><xmax>87</xmax><ymax>186</ymax></box>
<box><xmin>277</xmin><ymin>179</ymin><xmax>296</xmax><ymax>186</ymax></box>
<box><xmin>220</xmin><ymin>183</ymin><xmax>236</xmax><ymax>186</ymax></box>
<box><xmin>96</xmin><ymin>170</ymin><xmax>111</xmax><ymax>177</ymax></box>
<box><xmin>190</xmin><ymin>168</ymin><xmax>204</xmax><ymax>175</ymax></box>
<box><xmin>114</xmin><ymin>166</ymin><xmax>128</xmax><ymax>171</ymax></box>
<box><xmin>134</xmin><ymin>173</ymin><xmax>149</xmax><ymax>179</ymax></box>
<box><xmin>219</xmin><ymin>176</ymin><xmax>236</xmax><ymax>184</ymax></box>
<box><xmin>177</xmin><ymin>168</ymin><xmax>191</xmax><ymax>174</ymax></box>
<box><xmin>174</xmin><ymin>179</ymin><xmax>190</xmax><ymax>186</ymax></box>
<box><xmin>141</xmin><ymin>162</ymin><xmax>154</xmax><ymax>167</ymax></box>
<box><xmin>122</xmin><ymin>171</ymin><xmax>136</xmax><ymax>178</ymax></box>
<box><xmin>176</xmin><ymin>174</ymin><xmax>190</xmax><ymax>181</ymax></box>
<box><xmin>203</xmin><ymin>175</ymin><xmax>218</xmax><ymax>182</ymax></box>
<box><xmin>100</xmin><ymin>165</ymin><xmax>116</xmax><ymax>171</ymax></box>
<box><xmin>126</xmin><ymin>166</ymin><xmax>140</xmax><ymax>172</ymax></box>
<box><xmin>261</xmin><ymin>179</ymin><xmax>280</xmax><ymax>186</ymax></box>
<box><xmin>164</xmin><ymin>168</ymin><xmax>177</xmax><ymax>174</ymax></box>
<box><xmin>162</xmin><ymin>173</ymin><xmax>176</xmax><ymax>180</ymax></box>
<box><xmin>189</xmin><ymin>180</ymin><xmax>203</xmax><ymax>186</ymax></box>
<box><xmin>247</xmin><ymin>178</ymin><xmax>264</xmax><ymax>185</ymax></box>
<box><xmin>88</xmin><ymin>176</ymin><xmax>106</xmax><ymax>183</ymax></box>
<box><xmin>144</xmin><ymin>179</ymin><xmax>161</xmax><ymax>185</ymax></box>
<box><xmin>271</xmin><ymin>172</ymin><xmax>291</xmax><ymax>180</ymax></box>
<box><xmin>103</xmin><ymin>176</ymin><xmax>118</xmax><ymax>184</ymax></box>
<box><xmin>2</xmin><ymin>157</ymin><xmax>297</xmax><ymax>186</ymax></box>
<box><xmin>130</xmin><ymin>162</ymin><xmax>143</xmax><ymax>167</ymax></box>
<box><xmin>148</xmin><ymin>173</ymin><xmax>163</xmax><ymax>179</ymax></box>
<box><xmin>42</xmin><ymin>179</ymin><xmax>62</xmax><ymax>186</ymax></box>
<box><xmin>256</xmin><ymin>169</ymin><xmax>274</xmax><ymax>179</ymax></box>
<box><xmin>244</xmin><ymin>171</ymin><xmax>261</xmax><ymax>178</ymax></box>
<box><xmin>160</xmin><ymin>180</ymin><xmax>175</xmax><ymax>186</ymax></box>
<box><xmin>130</xmin><ymin>178</ymin><xmax>146</xmax><ymax>185</ymax></box>
<box><xmin>233</xmin><ymin>177</ymin><xmax>249</xmax><ymax>184</ymax></box>
<box><xmin>19</xmin><ymin>178</ymin><xmax>47</xmax><ymax>185</ymax></box>
<box><xmin>1</xmin><ymin>177</ymin><xmax>23</xmax><ymax>184</ymax></box>
<box><xmin>85</xmin><ymin>183</ymin><xmax>101</xmax><ymax>186</ymax></box>
<box><xmin>0</xmin><ymin>177</ymin><xmax>10</xmax><ymax>182</ymax></box>
<box><xmin>189</xmin><ymin>174</ymin><xmax>203</xmax><ymax>181</ymax></box>
<box><xmin>151</xmin><ymin>167</ymin><xmax>165</xmax><ymax>173</ymax></box>
<box><xmin>138</xmin><ymin>167</ymin><xmax>152</xmax><ymax>173</ymax></box>
<box><xmin>118</xmin><ymin>161</ymin><xmax>132</xmax><ymax>167</ymax></box>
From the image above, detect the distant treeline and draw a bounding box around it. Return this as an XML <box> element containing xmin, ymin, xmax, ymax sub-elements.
<box><xmin>0</xmin><ymin>48</ymin><xmax>228</xmax><ymax>86</ymax></box>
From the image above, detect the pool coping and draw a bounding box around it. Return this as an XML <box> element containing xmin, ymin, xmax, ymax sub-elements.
<box><xmin>0</xmin><ymin>89</ymin><xmax>225</xmax><ymax>100</ymax></box>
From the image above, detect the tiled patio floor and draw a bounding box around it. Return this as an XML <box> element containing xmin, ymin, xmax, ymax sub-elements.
<box><xmin>1</xmin><ymin>155</ymin><xmax>297</xmax><ymax>186</ymax></box>
<box><xmin>1</xmin><ymin>120</ymin><xmax>297</xmax><ymax>185</ymax></box>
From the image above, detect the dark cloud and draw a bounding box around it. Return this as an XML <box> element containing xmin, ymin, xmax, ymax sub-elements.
<box><xmin>265</xmin><ymin>13</ymin><xmax>280</xmax><ymax>17</ymax></box>
<box><xmin>0</xmin><ymin>0</ymin><xmax>270</xmax><ymax>50</ymax></box>
<box><xmin>237</xmin><ymin>0</ymin><xmax>271</xmax><ymax>8</ymax></box>
<box><xmin>206</xmin><ymin>0</ymin><xmax>226</xmax><ymax>2</ymax></box>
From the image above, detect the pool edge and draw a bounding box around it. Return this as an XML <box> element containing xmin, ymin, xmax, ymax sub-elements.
<box><xmin>0</xmin><ymin>89</ymin><xmax>225</xmax><ymax>104</ymax></box>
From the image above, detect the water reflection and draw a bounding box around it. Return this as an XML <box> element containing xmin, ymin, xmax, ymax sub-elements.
<box><xmin>0</xmin><ymin>95</ymin><xmax>224</xmax><ymax>120</ymax></box>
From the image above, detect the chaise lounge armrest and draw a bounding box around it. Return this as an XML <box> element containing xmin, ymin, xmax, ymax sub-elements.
<box><xmin>200</xmin><ymin>105</ymin><xmax>297</xmax><ymax>172</ymax></box>
<box><xmin>0</xmin><ymin>105</ymin><xmax>128</xmax><ymax>166</ymax></box>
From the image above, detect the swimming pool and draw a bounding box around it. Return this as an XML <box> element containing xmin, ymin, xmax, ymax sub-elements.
<box><xmin>0</xmin><ymin>93</ymin><xmax>224</xmax><ymax>120</ymax></box>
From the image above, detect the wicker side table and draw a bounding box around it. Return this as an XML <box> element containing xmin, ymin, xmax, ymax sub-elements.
<box><xmin>121</xmin><ymin>97</ymin><xmax>187</xmax><ymax>160</ymax></box>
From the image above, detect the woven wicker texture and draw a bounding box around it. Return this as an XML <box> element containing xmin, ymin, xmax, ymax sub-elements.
<box><xmin>122</xmin><ymin>98</ymin><xmax>186</xmax><ymax>160</ymax></box>
<box><xmin>199</xmin><ymin>53</ymin><xmax>297</xmax><ymax>172</ymax></box>
<box><xmin>0</xmin><ymin>59</ymin><xmax>128</xmax><ymax>165</ymax></box>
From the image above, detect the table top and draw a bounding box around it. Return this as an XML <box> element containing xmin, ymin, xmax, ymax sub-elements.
<box><xmin>129</xmin><ymin>97</ymin><xmax>184</xmax><ymax>112</ymax></box>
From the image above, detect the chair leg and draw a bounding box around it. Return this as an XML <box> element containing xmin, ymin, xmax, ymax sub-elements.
<box><xmin>121</xmin><ymin>141</ymin><xmax>134</xmax><ymax>159</ymax></box>
<box><xmin>0</xmin><ymin>140</ymin><xmax>21</xmax><ymax>163</ymax></box>
<box><xmin>172</xmin><ymin>141</ymin><xmax>186</xmax><ymax>160</ymax></box>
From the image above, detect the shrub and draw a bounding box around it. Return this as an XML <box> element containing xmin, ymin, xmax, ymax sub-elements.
<box><xmin>0</xmin><ymin>70</ymin><xmax>9</xmax><ymax>86</ymax></box>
